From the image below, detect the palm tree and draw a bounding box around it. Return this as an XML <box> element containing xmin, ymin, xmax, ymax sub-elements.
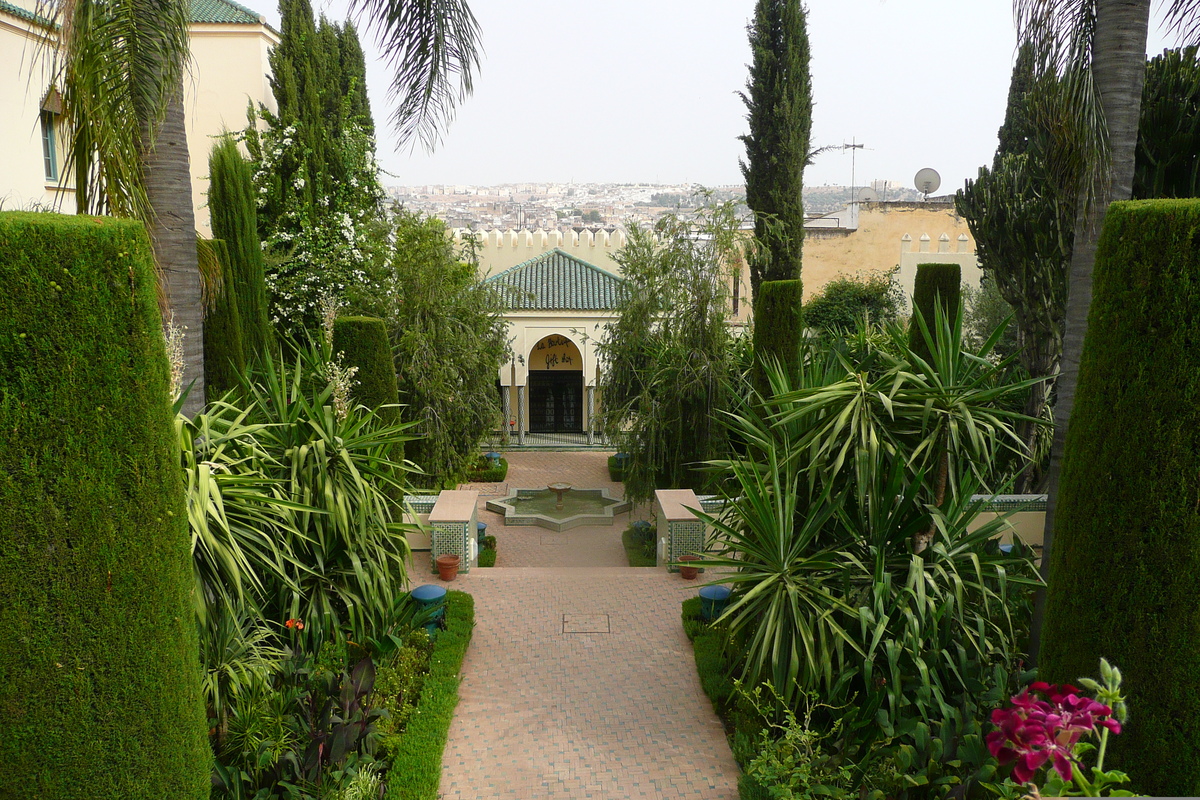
<box><xmin>39</xmin><ymin>0</ymin><xmax>481</xmax><ymax>416</ymax></box>
<box><xmin>1017</xmin><ymin>0</ymin><xmax>1200</xmax><ymax>662</ymax></box>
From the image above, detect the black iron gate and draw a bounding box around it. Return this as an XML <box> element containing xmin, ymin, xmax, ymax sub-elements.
<box><xmin>528</xmin><ymin>371</ymin><xmax>583</xmax><ymax>433</ymax></box>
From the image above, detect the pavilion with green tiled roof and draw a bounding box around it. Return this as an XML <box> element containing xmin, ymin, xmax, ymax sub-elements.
<box><xmin>485</xmin><ymin>248</ymin><xmax>627</xmax><ymax>443</ymax></box>
<box><xmin>484</xmin><ymin>248</ymin><xmax>626</xmax><ymax>311</ymax></box>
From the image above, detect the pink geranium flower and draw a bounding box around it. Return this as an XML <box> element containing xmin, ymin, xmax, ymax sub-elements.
<box><xmin>986</xmin><ymin>682</ymin><xmax>1120</xmax><ymax>785</ymax></box>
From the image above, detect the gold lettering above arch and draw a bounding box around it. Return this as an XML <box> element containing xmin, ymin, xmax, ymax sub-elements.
<box><xmin>529</xmin><ymin>334</ymin><xmax>582</xmax><ymax>370</ymax></box>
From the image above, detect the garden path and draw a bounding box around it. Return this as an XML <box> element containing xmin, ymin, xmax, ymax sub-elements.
<box><xmin>430</xmin><ymin>450</ymin><xmax>740</xmax><ymax>799</ymax></box>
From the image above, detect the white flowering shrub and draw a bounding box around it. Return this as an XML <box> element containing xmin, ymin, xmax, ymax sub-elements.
<box><xmin>245</xmin><ymin>114</ymin><xmax>386</xmax><ymax>335</ymax></box>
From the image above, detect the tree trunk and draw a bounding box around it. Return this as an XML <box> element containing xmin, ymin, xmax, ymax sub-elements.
<box><xmin>1029</xmin><ymin>0</ymin><xmax>1150</xmax><ymax>664</ymax></box>
<box><xmin>1015</xmin><ymin>318</ymin><xmax>1059</xmax><ymax>493</ymax></box>
<box><xmin>142</xmin><ymin>82</ymin><xmax>205</xmax><ymax>417</ymax></box>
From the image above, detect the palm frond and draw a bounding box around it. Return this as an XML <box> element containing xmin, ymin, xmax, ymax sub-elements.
<box><xmin>349</xmin><ymin>0</ymin><xmax>482</xmax><ymax>149</ymax></box>
<box><xmin>36</xmin><ymin>0</ymin><xmax>191</xmax><ymax>219</ymax></box>
<box><xmin>1164</xmin><ymin>1</ymin><xmax>1200</xmax><ymax>47</ymax></box>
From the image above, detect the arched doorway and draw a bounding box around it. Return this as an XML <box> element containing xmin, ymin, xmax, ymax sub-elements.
<box><xmin>528</xmin><ymin>334</ymin><xmax>584</xmax><ymax>433</ymax></box>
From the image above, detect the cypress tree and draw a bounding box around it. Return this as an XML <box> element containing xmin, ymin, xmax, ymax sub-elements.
<box><xmin>1039</xmin><ymin>200</ymin><xmax>1200</xmax><ymax>795</ymax></box>
<box><xmin>751</xmin><ymin>279</ymin><xmax>803</xmax><ymax>393</ymax></box>
<box><xmin>332</xmin><ymin>316</ymin><xmax>399</xmax><ymax>414</ymax></box>
<box><xmin>995</xmin><ymin>43</ymin><xmax>1037</xmax><ymax>163</ymax></box>
<box><xmin>338</xmin><ymin>21</ymin><xmax>374</xmax><ymax>139</ymax></box>
<box><xmin>249</xmin><ymin>0</ymin><xmax>384</xmax><ymax>336</ymax></box>
<box><xmin>740</xmin><ymin>0</ymin><xmax>812</xmax><ymax>300</ymax></box>
<box><xmin>203</xmin><ymin>238</ymin><xmax>246</xmax><ymax>398</ymax></box>
<box><xmin>208</xmin><ymin>135</ymin><xmax>272</xmax><ymax>358</ymax></box>
<box><xmin>332</xmin><ymin>316</ymin><xmax>402</xmax><ymax>469</ymax></box>
<box><xmin>908</xmin><ymin>263</ymin><xmax>960</xmax><ymax>365</ymax></box>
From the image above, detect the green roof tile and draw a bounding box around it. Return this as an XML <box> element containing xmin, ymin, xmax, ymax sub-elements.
<box><xmin>0</xmin><ymin>0</ymin><xmax>49</xmax><ymax>26</ymax></box>
<box><xmin>189</xmin><ymin>0</ymin><xmax>264</xmax><ymax>24</ymax></box>
<box><xmin>1</xmin><ymin>0</ymin><xmax>266</xmax><ymax>27</ymax></box>
<box><xmin>485</xmin><ymin>248</ymin><xmax>626</xmax><ymax>311</ymax></box>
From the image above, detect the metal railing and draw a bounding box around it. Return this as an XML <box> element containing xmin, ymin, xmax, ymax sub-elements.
<box><xmin>491</xmin><ymin>429</ymin><xmax>614</xmax><ymax>448</ymax></box>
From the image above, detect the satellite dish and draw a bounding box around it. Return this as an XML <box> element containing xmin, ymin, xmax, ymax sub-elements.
<box><xmin>857</xmin><ymin>187</ymin><xmax>880</xmax><ymax>203</ymax></box>
<box><xmin>914</xmin><ymin>168</ymin><xmax>941</xmax><ymax>199</ymax></box>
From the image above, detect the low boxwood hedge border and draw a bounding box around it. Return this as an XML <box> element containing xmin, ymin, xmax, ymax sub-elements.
<box><xmin>386</xmin><ymin>590</ymin><xmax>475</xmax><ymax>799</ymax></box>
<box><xmin>682</xmin><ymin>598</ymin><xmax>768</xmax><ymax>800</ymax></box>
<box><xmin>465</xmin><ymin>457</ymin><xmax>508</xmax><ymax>483</ymax></box>
<box><xmin>607</xmin><ymin>454</ymin><xmax>625</xmax><ymax>482</ymax></box>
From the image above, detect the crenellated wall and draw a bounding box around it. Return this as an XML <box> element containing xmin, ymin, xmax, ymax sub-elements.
<box><xmin>450</xmin><ymin>227</ymin><xmax>628</xmax><ymax>277</ymax></box>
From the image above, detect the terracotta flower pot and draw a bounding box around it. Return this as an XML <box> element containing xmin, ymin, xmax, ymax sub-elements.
<box><xmin>678</xmin><ymin>554</ymin><xmax>700</xmax><ymax>580</ymax></box>
<box><xmin>436</xmin><ymin>554</ymin><xmax>461</xmax><ymax>582</ymax></box>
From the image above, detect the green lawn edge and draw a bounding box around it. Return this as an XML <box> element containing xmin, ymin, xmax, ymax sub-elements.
<box><xmin>385</xmin><ymin>590</ymin><xmax>475</xmax><ymax>799</ymax></box>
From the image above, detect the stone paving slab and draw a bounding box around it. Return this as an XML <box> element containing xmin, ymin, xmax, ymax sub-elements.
<box><xmin>437</xmin><ymin>567</ymin><xmax>740</xmax><ymax>800</ymax></box>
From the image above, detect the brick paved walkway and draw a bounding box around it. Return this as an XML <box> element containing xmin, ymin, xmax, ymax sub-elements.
<box><xmin>429</xmin><ymin>450</ymin><xmax>740</xmax><ymax>800</ymax></box>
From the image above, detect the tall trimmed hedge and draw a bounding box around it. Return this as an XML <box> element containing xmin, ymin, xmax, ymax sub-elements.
<box><xmin>752</xmin><ymin>279</ymin><xmax>803</xmax><ymax>393</ymax></box>
<box><xmin>332</xmin><ymin>316</ymin><xmax>399</xmax><ymax>413</ymax></box>
<box><xmin>1039</xmin><ymin>200</ymin><xmax>1200</xmax><ymax>795</ymax></box>
<box><xmin>333</xmin><ymin>315</ymin><xmax>403</xmax><ymax>468</ymax></box>
<box><xmin>209</xmin><ymin>134</ymin><xmax>271</xmax><ymax>359</ymax></box>
<box><xmin>0</xmin><ymin>213</ymin><xmax>210</xmax><ymax>798</ymax></box>
<box><xmin>204</xmin><ymin>238</ymin><xmax>247</xmax><ymax>399</ymax></box>
<box><xmin>908</xmin><ymin>263</ymin><xmax>961</xmax><ymax>363</ymax></box>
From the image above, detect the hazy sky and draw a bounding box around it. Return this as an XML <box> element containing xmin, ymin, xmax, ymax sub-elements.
<box><xmin>264</xmin><ymin>0</ymin><xmax>1178</xmax><ymax>194</ymax></box>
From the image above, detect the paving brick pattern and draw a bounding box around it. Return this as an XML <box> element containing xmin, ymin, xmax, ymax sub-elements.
<box><xmin>427</xmin><ymin>450</ymin><xmax>740</xmax><ymax>800</ymax></box>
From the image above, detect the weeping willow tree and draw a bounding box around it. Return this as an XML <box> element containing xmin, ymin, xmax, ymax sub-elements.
<box><xmin>595</xmin><ymin>201</ymin><xmax>746</xmax><ymax>504</ymax></box>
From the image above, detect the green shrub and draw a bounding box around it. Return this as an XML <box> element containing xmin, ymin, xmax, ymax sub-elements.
<box><xmin>607</xmin><ymin>454</ymin><xmax>626</xmax><ymax>481</ymax></box>
<box><xmin>464</xmin><ymin>455</ymin><xmax>507</xmax><ymax>483</ymax></box>
<box><xmin>332</xmin><ymin>316</ymin><xmax>399</xmax><ymax>414</ymax></box>
<box><xmin>0</xmin><ymin>212</ymin><xmax>210</xmax><ymax>798</ymax></box>
<box><xmin>477</xmin><ymin>549</ymin><xmax>496</xmax><ymax>568</ymax></box>
<box><xmin>225</xmin><ymin>344</ymin><xmax>418</xmax><ymax>642</ymax></box>
<box><xmin>333</xmin><ymin>315</ymin><xmax>403</xmax><ymax>471</ymax></box>
<box><xmin>802</xmin><ymin>270</ymin><xmax>903</xmax><ymax>334</ymax></box>
<box><xmin>908</xmin><ymin>262</ymin><xmax>961</xmax><ymax>364</ymax></box>
<box><xmin>209</xmin><ymin>134</ymin><xmax>272</xmax><ymax>357</ymax></box>
<box><xmin>751</xmin><ymin>279</ymin><xmax>803</xmax><ymax>392</ymax></box>
<box><xmin>1039</xmin><ymin>199</ymin><xmax>1200</xmax><ymax>795</ymax></box>
<box><xmin>375</xmin><ymin>630</ymin><xmax>434</xmax><ymax>736</ymax></box>
<box><xmin>621</xmin><ymin>525</ymin><xmax>657</xmax><ymax>567</ymax></box>
<box><xmin>204</xmin><ymin>238</ymin><xmax>247</xmax><ymax>399</ymax></box>
<box><xmin>384</xmin><ymin>591</ymin><xmax>474</xmax><ymax>800</ymax></box>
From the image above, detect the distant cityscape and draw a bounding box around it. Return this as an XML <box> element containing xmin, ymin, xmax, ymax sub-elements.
<box><xmin>386</xmin><ymin>181</ymin><xmax>928</xmax><ymax>232</ymax></box>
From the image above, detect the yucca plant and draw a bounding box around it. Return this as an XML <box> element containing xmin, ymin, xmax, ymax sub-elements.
<box><xmin>701</xmin><ymin>310</ymin><xmax>1043</xmax><ymax>744</ymax></box>
<box><xmin>237</xmin><ymin>344</ymin><xmax>421</xmax><ymax>643</ymax></box>
<box><xmin>179</xmin><ymin>401</ymin><xmax>307</xmax><ymax>628</ymax></box>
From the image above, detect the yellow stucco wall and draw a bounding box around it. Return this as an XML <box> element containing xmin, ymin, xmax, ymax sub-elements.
<box><xmin>186</xmin><ymin>23</ymin><xmax>279</xmax><ymax>235</ymax></box>
<box><xmin>0</xmin><ymin>9</ymin><xmax>75</xmax><ymax>212</ymax></box>
<box><xmin>803</xmin><ymin>201</ymin><xmax>979</xmax><ymax>301</ymax></box>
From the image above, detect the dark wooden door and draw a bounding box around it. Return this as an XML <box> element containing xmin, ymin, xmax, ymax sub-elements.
<box><xmin>528</xmin><ymin>371</ymin><xmax>583</xmax><ymax>432</ymax></box>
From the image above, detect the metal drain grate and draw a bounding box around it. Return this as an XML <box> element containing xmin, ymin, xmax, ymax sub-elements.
<box><xmin>562</xmin><ymin>614</ymin><xmax>610</xmax><ymax>634</ymax></box>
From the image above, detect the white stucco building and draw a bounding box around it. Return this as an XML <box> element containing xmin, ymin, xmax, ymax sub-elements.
<box><xmin>0</xmin><ymin>0</ymin><xmax>278</xmax><ymax>231</ymax></box>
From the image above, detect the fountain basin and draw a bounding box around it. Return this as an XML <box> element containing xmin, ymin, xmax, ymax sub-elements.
<box><xmin>486</xmin><ymin>487</ymin><xmax>631</xmax><ymax>531</ymax></box>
